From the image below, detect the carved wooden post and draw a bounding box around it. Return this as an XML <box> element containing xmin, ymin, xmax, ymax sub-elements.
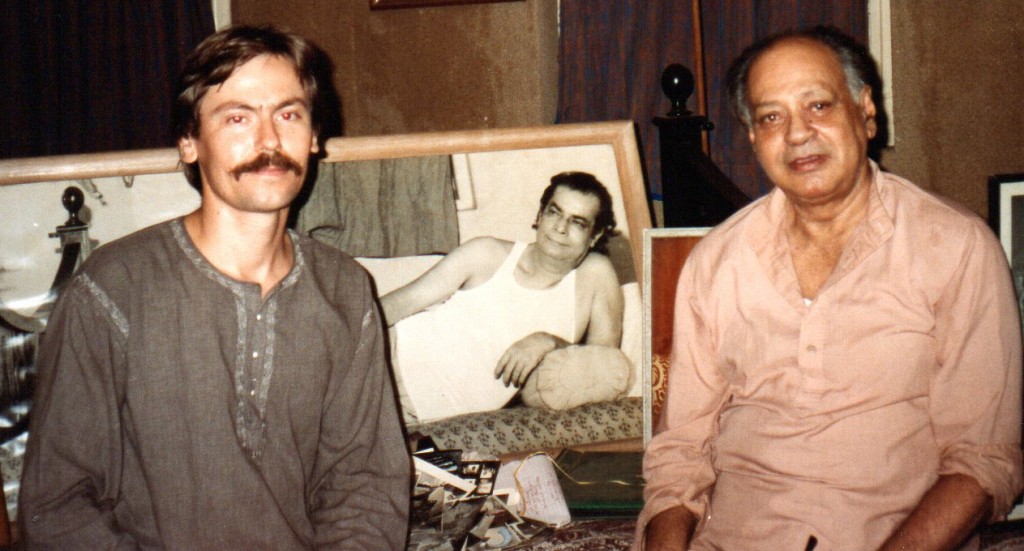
<box><xmin>654</xmin><ymin>64</ymin><xmax>750</xmax><ymax>228</ymax></box>
<box><xmin>654</xmin><ymin>64</ymin><xmax>715</xmax><ymax>227</ymax></box>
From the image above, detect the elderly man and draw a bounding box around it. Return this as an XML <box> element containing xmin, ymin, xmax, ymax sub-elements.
<box><xmin>20</xmin><ymin>25</ymin><xmax>409</xmax><ymax>549</ymax></box>
<box><xmin>381</xmin><ymin>171</ymin><xmax>624</xmax><ymax>423</ymax></box>
<box><xmin>637</xmin><ymin>26</ymin><xmax>1022</xmax><ymax>550</ymax></box>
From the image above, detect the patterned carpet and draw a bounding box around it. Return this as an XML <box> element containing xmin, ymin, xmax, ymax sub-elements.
<box><xmin>507</xmin><ymin>518</ymin><xmax>1024</xmax><ymax>551</ymax></box>
<box><xmin>516</xmin><ymin>519</ymin><xmax>636</xmax><ymax>550</ymax></box>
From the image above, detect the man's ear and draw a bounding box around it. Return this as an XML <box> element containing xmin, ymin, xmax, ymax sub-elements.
<box><xmin>178</xmin><ymin>136</ymin><xmax>198</xmax><ymax>164</ymax></box>
<box><xmin>859</xmin><ymin>86</ymin><xmax>878</xmax><ymax>139</ymax></box>
<box><xmin>589</xmin><ymin>229</ymin><xmax>605</xmax><ymax>248</ymax></box>
<box><xmin>310</xmin><ymin>136</ymin><xmax>320</xmax><ymax>155</ymax></box>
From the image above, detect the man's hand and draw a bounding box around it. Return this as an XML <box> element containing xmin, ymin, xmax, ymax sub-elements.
<box><xmin>643</xmin><ymin>506</ymin><xmax>697</xmax><ymax>551</ymax></box>
<box><xmin>494</xmin><ymin>332</ymin><xmax>564</xmax><ymax>387</ymax></box>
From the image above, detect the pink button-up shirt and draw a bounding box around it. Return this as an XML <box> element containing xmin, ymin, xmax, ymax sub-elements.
<box><xmin>636</xmin><ymin>164</ymin><xmax>1023</xmax><ymax>550</ymax></box>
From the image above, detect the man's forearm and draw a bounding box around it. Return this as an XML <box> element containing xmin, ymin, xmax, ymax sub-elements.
<box><xmin>643</xmin><ymin>505</ymin><xmax>698</xmax><ymax>551</ymax></box>
<box><xmin>496</xmin><ymin>331</ymin><xmax>568</xmax><ymax>386</ymax></box>
<box><xmin>878</xmin><ymin>473</ymin><xmax>992</xmax><ymax>551</ymax></box>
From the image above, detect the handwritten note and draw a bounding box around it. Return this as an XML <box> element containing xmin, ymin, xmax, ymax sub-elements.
<box><xmin>495</xmin><ymin>454</ymin><xmax>571</xmax><ymax>528</ymax></box>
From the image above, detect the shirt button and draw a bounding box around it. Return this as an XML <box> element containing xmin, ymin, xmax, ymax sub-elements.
<box><xmin>252</xmin><ymin>351</ymin><xmax>259</xmax><ymax>358</ymax></box>
<box><xmin>250</xmin><ymin>390</ymin><xmax>256</xmax><ymax>396</ymax></box>
<box><xmin>806</xmin><ymin>345</ymin><xmax>817</xmax><ymax>353</ymax></box>
<box><xmin>256</xmin><ymin>314</ymin><xmax>262</xmax><ymax>321</ymax></box>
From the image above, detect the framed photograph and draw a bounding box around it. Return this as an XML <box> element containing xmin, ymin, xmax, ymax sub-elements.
<box><xmin>988</xmin><ymin>173</ymin><xmax>1024</xmax><ymax>314</ymax></box>
<box><xmin>988</xmin><ymin>172</ymin><xmax>1024</xmax><ymax>520</ymax></box>
<box><xmin>642</xmin><ymin>227</ymin><xmax>711</xmax><ymax>444</ymax></box>
<box><xmin>988</xmin><ymin>173</ymin><xmax>1024</xmax><ymax>260</ymax></box>
<box><xmin>326</xmin><ymin>122</ymin><xmax>650</xmax><ymax>431</ymax></box>
<box><xmin>370</xmin><ymin>0</ymin><xmax>523</xmax><ymax>10</ymax></box>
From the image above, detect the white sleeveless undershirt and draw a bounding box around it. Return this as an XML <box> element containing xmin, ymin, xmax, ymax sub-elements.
<box><xmin>394</xmin><ymin>242</ymin><xmax>577</xmax><ymax>422</ymax></box>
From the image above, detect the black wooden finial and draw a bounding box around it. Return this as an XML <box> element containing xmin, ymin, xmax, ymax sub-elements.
<box><xmin>661</xmin><ymin>64</ymin><xmax>695</xmax><ymax>117</ymax></box>
<box><xmin>61</xmin><ymin>186</ymin><xmax>85</xmax><ymax>228</ymax></box>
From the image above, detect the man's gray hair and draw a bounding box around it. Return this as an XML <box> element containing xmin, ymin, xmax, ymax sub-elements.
<box><xmin>726</xmin><ymin>26</ymin><xmax>881</xmax><ymax>131</ymax></box>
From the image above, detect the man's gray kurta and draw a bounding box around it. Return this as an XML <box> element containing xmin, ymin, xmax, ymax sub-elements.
<box><xmin>20</xmin><ymin>218</ymin><xmax>410</xmax><ymax>550</ymax></box>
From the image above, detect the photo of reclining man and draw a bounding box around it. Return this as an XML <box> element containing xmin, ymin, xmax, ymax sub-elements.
<box><xmin>381</xmin><ymin>171</ymin><xmax>627</xmax><ymax>424</ymax></box>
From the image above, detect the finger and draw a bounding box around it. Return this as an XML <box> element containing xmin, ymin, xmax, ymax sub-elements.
<box><xmin>506</xmin><ymin>359</ymin><xmax>521</xmax><ymax>386</ymax></box>
<box><xmin>511</xmin><ymin>359</ymin><xmax>527</xmax><ymax>387</ymax></box>
<box><xmin>499</xmin><ymin>358</ymin><xmax>514</xmax><ymax>386</ymax></box>
<box><xmin>516</xmin><ymin>363</ymin><xmax>533</xmax><ymax>387</ymax></box>
<box><xmin>495</xmin><ymin>352</ymin><xmax>511</xmax><ymax>378</ymax></box>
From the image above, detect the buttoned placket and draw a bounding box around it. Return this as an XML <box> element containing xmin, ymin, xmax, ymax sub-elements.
<box><xmin>790</xmin><ymin>212</ymin><xmax>886</xmax><ymax>408</ymax></box>
<box><xmin>795</xmin><ymin>296</ymin><xmax>828</xmax><ymax>407</ymax></box>
<box><xmin>241</xmin><ymin>288</ymin><xmax>274</xmax><ymax>409</ymax></box>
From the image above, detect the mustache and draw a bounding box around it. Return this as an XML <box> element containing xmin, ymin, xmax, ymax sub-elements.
<box><xmin>230</xmin><ymin>150</ymin><xmax>303</xmax><ymax>181</ymax></box>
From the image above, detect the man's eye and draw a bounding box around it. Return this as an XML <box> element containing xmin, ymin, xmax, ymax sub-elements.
<box><xmin>810</xmin><ymin>101</ymin><xmax>831</xmax><ymax>112</ymax></box>
<box><xmin>281</xmin><ymin>111</ymin><xmax>301</xmax><ymax>121</ymax></box>
<box><xmin>756</xmin><ymin>113</ymin><xmax>778</xmax><ymax>126</ymax></box>
<box><xmin>228</xmin><ymin>115</ymin><xmax>246</xmax><ymax>124</ymax></box>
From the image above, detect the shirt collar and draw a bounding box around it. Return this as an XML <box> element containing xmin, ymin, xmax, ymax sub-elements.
<box><xmin>171</xmin><ymin>218</ymin><xmax>305</xmax><ymax>296</ymax></box>
<box><xmin>745</xmin><ymin>160</ymin><xmax>895</xmax><ymax>301</ymax></box>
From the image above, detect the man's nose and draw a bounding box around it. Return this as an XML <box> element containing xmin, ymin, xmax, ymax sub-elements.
<box><xmin>554</xmin><ymin>217</ymin><xmax>569</xmax><ymax>233</ymax></box>
<box><xmin>257</xmin><ymin>118</ymin><xmax>282</xmax><ymax>151</ymax></box>
<box><xmin>785</xmin><ymin>112</ymin><xmax>814</xmax><ymax>145</ymax></box>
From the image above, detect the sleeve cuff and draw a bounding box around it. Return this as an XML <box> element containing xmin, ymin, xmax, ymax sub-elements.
<box><xmin>939</xmin><ymin>443</ymin><xmax>1024</xmax><ymax>520</ymax></box>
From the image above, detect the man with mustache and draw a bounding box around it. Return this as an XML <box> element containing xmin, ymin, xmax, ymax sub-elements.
<box><xmin>636</xmin><ymin>26</ymin><xmax>1022</xmax><ymax>550</ymax></box>
<box><xmin>20</xmin><ymin>25</ymin><xmax>409</xmax><ymax>549</ymax></box>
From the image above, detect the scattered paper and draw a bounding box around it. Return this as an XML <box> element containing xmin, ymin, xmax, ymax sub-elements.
<box><xmin>415</xmin><ymin>456</ymin><xmax>477</xmax><ymax>494</ymax></box>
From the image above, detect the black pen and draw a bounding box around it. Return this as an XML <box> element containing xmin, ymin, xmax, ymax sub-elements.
<box><xmin>805</xmin><ymin>535</ymin><xmax>818</xmax><ymax>551</ymax></box>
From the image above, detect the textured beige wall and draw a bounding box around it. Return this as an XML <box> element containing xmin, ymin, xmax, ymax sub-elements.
<box><xmin>231</xmin><ymin>0</ymin><xmax>558</xmax><ymax>137</ymax></box>
<box><xmin>882</xmin><ymin>1</ymin><xmax>1024</xmax><ymax>217</ymax></box>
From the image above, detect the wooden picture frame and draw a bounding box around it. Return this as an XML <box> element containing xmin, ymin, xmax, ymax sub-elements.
<box><xmin>642</xmin><ymin>227</ymin><xmax>710</xmax><ymax>444</ymax></box>
<box><xmin>321</xmin><ymin>122</ymin><xmax>651</xmax><ymax>428</ymax></box>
